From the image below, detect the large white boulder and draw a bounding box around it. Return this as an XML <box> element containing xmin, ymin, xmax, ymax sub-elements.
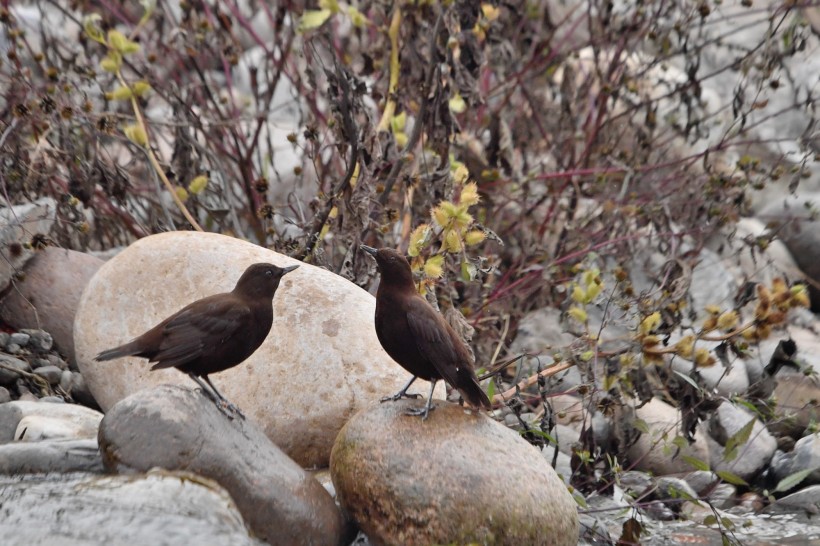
<box><xmin>74</xmin><ymin>231</ymin><xmax>437</xmax><ymax>467</ymax></box>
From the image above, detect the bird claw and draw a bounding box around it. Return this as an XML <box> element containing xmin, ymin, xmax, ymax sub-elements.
<box><xmin>404</xmin><ymin>405</ymin><xmax>435</xmax><ymax>421</ymax></box>
<box><xmin>380</xmin><ymin>391</ymin><xmax>421</xmax><ymax>403</ymax></box>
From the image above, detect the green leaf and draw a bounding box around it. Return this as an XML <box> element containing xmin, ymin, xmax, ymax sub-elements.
<box><xmin>298</xmin><ymin>9</ymin><xmax>332</xmax><ymax>32</ymax></box>
<box><xmin>83</xmin><ymin>14</ymin><xmax>105</xmax><ymax>44</ymax></box>
<box><xmin>485</xmin><ymin>380</ymin><xmax>495</xmax><ymax>401</ymax></box>
<box><xmin>723</xmin><ymin>417</ymin><xmax>755</xmax><ymax>462</ymax></box>
<box><xmin>715</xmin><ymin>470</ymin><xmax>748</xmax><ymax>486</ymax></box>
<box><xmin>774</xmin><ymin>467</ymin><xmax>817</xmax><ymax>493</ymax></box>
<box><xmin>703</xmin><ymin>514</ymin><xmax>718</xmax><ymax>526</ymax></box>
<box><xmin>673</xmin><ymin>370</ymin><xmax>702</xmax><ymax>392</ymax></box>
<box><xmin>681</xmin><ymin>455</ymin><xmax>710</xmax><ymax>471</ymax></box>
<box><xmin>633</xmin><ymin>418</ymin><xmax>650</xmax><ymax>434</ymax></box>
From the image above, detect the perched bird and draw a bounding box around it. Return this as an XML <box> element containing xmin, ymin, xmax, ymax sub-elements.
<box><xmin>95</xmin><ymin>262</ymin><xmax>299</xmax><ymax>419</ymax></box>
<box><xmin>361</xmin><ymin>245</ymin><xmax>491</xmax><ymax>419</ymax></box>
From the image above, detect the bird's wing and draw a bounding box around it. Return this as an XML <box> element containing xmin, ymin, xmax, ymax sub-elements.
<box><xmin>148</xmin><ymin>298</ymin><xmax>252</xmax><ymax>369</ymax></box>
<box><xmin>404</xmin><ymin>297</ymin><xmax>463</xmax><ymax>388</ymax></box>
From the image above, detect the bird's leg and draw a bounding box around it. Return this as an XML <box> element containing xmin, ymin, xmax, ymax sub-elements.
<box><xmin>202</xmin><ymin>376</ymin><xmax>246</xmax><ymax>420</ymax></box>
<box><xmin>380</xmin><ymin>375</ymin><xmax>421</xmax><ymax>403</ymax></box>
<box><xmin>187</xmin><ymin>374</ymin><xmax>243</xmax><ymax>420</ymax></box>
<box><xmin>404</xmin><ymin>380</ymin><xmax>437</xmax><ymax>421</ymax></box>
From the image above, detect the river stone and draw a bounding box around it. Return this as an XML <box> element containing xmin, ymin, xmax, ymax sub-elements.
<box><xmin>98</xmin><ymin>384</ymin><xmax>347</xmax><ymax>546</ymax></box>
<box><xmin>330</xmin><ymin>399</ymin><xmax>579</xmax><ymax>546</ymax></box>
<box><xmin>0</xmin><ymin>247</ymin><xmax>104</xmax><ymax>367</ymax></box>
<box><xmin>74</xmin><ymin>231</ymin><xmax>439</xmax><ymax>467</ymax></box>
<box><xmin>0</xmin><ymin>400</ymin><xmax>103</xmax><ymax>443</ymax></box>
<box><xmin>0</xmin><ymin>438</ymin><xmax>103</xmax><ymax>474</ymax></box>
<box><xmin>706</xmin><ymin>400</ymin><xmax>776</xmax><ymax>481</ymax></box>
<box><xmin>626</xmin><ymin>398</ymin><xmax>711</xmax><ymax>475</ymax></box>
<box><xmin>0</xmin><ymin>470</ymin><xmax>262</xmax><ymax>546</ymax></box>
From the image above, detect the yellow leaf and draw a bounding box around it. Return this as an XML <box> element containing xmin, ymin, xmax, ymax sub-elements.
<box><xmin>131</xmin><ymin>80</ymin><xmax>152</xmax><ymax>97</ymax></box>
<box><xmin>319</xmin><ymin>0</ymin><xmax>340</xmax><ymax>12</ymax></box>
<box><xmin>100</xmin><ymin>53</ymin><xmax>122</xmax><ymax>73</ymax></box>
<box><xmin>123</xmin><ymin>124</ymin><xmax>147</xmax><ymax>147</ymax></box>
<box><xmin>460</xmin><ymin>181</ymin><xmax>480</xmax><ymax>206</ymax></box>
<box><xmin>449</xmin><ymin>92</ymin><xmax>466</xmax><ymax>114</ymax></box>
<box><xmin>108</xmin><ymin>30</ymin><xmax>139</xmax><ymax>54</ymax></box>
<box><xmin>83</xmin><ymin>14</ymin><xmax>105</xmax><ymax>44</ymax></box>
<box><xmin>408</xmin><ymin>224</ymin><xmax>430</xmax><ymax>257</ymax></box>
<box><xmin>451</xmin><ymin>161</ymin><xmax>469</xmax><ymax>184</ymax></box>
<box><xmin>640</xmin><ymin>312</ymin><xmax>661</xmax><ymax>335</ymax></box>
<box><xmin>394</xmin><ymin>131</ymin><xmax>408</xmax><ymax>148</ymax></box>
<box><xmin>568</xmin><ymin>306</ymin><xmax>587</xmax><ymax>324</ymax></box>
<box><xmin>580</xmin><ymin>350</ymin><xmax>594</xmax><ymax>362</ymax></box>
<box><xmin>571</xmin><ymin>285</ymin><xmax>586</xmax><ymax>303</ymax></box>
<box><xmin>790</xmin><ymin>284</ymin><xmax>810</xmax><ymax>308</ymax></box>
<box><xmin>481</xmin><ymin>3</ymin><xmax>501</xmax><ymax>21</ymax></box>
<box><xmin>390</xmin><ymin>111</ymin><xmax>407</xmax><ymax>132</ymax></box>
<box><xmin>105</xmin><ymin>84</ymin><xmax>133</xmax><ymax>101</ymax></box>
<box><xmin>585</xmin><ymin>281</ymin><xmax>603</xmax><ymax>301</ymax></box>
<box><xmin>347</xmin><ymin>6</ymin><xmax>368</xmax><ymax>28</ymax></box>
<box><xmin>298</xmin><ymin>9</ymin><xmax>332</xmax><ymax>32</ymax></box>
<box><xmin>188</xmin><ymin>175</ymin><xmax>208</xmax><ymax>195</ymax></box>
<box><xmin>175</xmin><ymin>186</ymin><xmax>189</xmax><ymax>202</ymax></box>
<box><xmin>464</xmin><ymin>230</ymin><xmax>486</xmax><ymax>246</ymax></box>
<box><xmin>424</xmin><ymin>255</ymin><xmax>444</xmax><ymax>278</ymax></box>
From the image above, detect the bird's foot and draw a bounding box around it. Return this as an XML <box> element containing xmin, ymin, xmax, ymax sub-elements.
<box><xmin>220</xmin><ymin>400</ymin><xmax>246</xmax><ymax>420</ymax></box>
<box><xmin>380</xmin><ymin>391</ymin><xmax>421</xmax><ymax>403</ymax></box>
<box><xmin>404</xmin><ymin>404</ymin><xmax>435</xmax><ymax>421</ymax></box>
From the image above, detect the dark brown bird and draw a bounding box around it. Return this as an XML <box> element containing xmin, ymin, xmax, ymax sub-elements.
<box><xmin>95</xmin><ymin>262</ymin><xmax>299</xmax><ymax>419</ymax></box>
<box><xmin>361</xmin><ymin>245</ymin><xmax>491</xmax><ymax>419</ymax></box>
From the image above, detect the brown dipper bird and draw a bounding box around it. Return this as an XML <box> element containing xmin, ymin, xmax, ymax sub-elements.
<box><xmin>361</xmin><ymin>245</ymin><xmax>491</xmax><ymax>419</ymax></box>
<box><xmin>95</xmin><ymin>262</ymin><xmax>299</xmax><ymax>419</ymax></box>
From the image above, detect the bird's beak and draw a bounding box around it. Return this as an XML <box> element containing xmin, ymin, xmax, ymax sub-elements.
<box><xmin>360</xmin><ymin>245</ymin><xmax>377</xmax><ymax>256</ymax></box>
<box><xmin>282</xmin><ymin>264</ymin><xmax>299</xmax><ymax>275</ymax></box>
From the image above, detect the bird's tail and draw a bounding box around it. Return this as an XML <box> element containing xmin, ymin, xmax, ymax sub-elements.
<box><xmin>457</xmin><ymin>368</ymin><xmax>492</xmax><ymax>410</ymax></box>
<box><xmin>94</xmin><ymin>341</ymin><xmax>141</xmax><ymax>362</ymax></box>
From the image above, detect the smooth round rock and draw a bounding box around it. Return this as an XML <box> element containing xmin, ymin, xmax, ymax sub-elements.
<box><xmin>330</xmin><ymin>399</ymin><xmax>579</xmax><ymax>546</ymax></box>
<box><xmin>627</xmin><ymin>398</ymin><xmax>711</xmax><ymax>475</ymax></box>
<box><xmin>99</xmin><ymin>385</ymin><xmax>348</xmax><ymax>546</ymax></box>
<box><xmin>74</xmin><ymin>231</ymin><xmax>438</xmax><ymax>467</ymax></box>
<box><xmin>0</xmin><ymin>247</ymin><xmax>103</xmax><ymax>365</ymax></box>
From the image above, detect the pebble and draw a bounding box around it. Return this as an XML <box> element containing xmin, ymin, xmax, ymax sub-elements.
<box><xmin>0</xmin><ymin>354</ymin><xmax>31</xmax><ymax>384</ymax></box>
<box><xmin>33</xmin><ymin>365</ymin><xmax>62</xmax><ymax>386</ymax></box>
<box><xmin>0</xmin><ymin>332</ymin><xmax>8</xmax><ymax>349</ymax></box>
<box><xmin>20</xmin><ymin>329</ymin><xmax>52</xmax><ymax>352</ymax></box>
<box><xmin>0</xmin><ymin>386</ymin><xmax>10</xmax><ymax>404</ymax></box>
<box><xmin>5</xmin><ymin>344</ymin><xmax>21</xmax><ymax>354</ymax></box>
<box><xmin>31</xmin><ymin>358</ymin><xmax>50</xmax><ymax>369</ymax></box>
<box><xmin>8</xmin><ymin>332</ymin><xmax>30</xmax><ymax>347</ymax></box>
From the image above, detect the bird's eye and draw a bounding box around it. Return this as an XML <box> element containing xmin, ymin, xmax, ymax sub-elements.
<box><xmin>265</xmin><ymin>270</ymin><xmax>273</xmax><ymax>277</ymax></box>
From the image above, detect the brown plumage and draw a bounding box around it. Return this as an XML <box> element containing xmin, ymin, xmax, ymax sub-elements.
<box><xmin>95</xmin><ymin>262</ymin><xmax>299</xmax><ymax>418</ymax></box>
<box><xmin>361</xmin><ymin>245</ymin><xmax>491</xmax><ymax>419</ymax></box>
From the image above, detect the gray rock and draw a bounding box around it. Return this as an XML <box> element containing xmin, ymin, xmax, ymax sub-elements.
<box><xmin>770</xmin><ymin>432</ymin><xmax>820</xmax><ymax>490</ymax></box>
<box><xmin>765</xmin><ymin>484</ymin><xmax>820</xmax><ymax>514</ymax></box>
<box><xmin>0</xmin><ymin>197</ymin><xmax>57</xmax><ymax>290</ymax></box>
<box><xmin>627</xmin><ymin>398</ymin><xmax>711</xmax><ymax>475</ymax></box>
<box><xmin>8</xmin><ymin>332</ymin><xmax>29</xmax><ymax>347</ymax></box>
<box><xmin>0</xmin><ymin>438</ymin><xmax>102</xmax><ymax>474</ymax></box>
<box><xmin>0</xmin><ymin>386</ymin><xmax>9</xmax><ymax>403</ymax></box>
<box><xmin>0</xmin><ymin>354</ymin><xmax>31</xmax><ymax>385</ymax></box>
<box><xmin>98</xmin><ymin>385</ymin><xmax>347</xmax><ymax>546</ymax></box>
<box><xmin>707</xmin><ymin>401</ymin><xmax>776</xmax><ymax>481</ymax></box>
<box><xmin>31</xmin><ymin>358</ymin><xmax>50</xmax><ymax>369</ymax></box>
<box><xmin>541</xmin><ymin>444</ymin><xmax>573</xmax><ymax>483</ymax></box>
<box><xmin>681</xmin><ymin>470</ymin><xmax>720</xmax><ymax>494</ymax></box>
<box><xmin>331</xmin><ymin>399</ymin><xmax>579</xmax><ymax>546</ymax></box>
<box><xmin>0</xmin><ymin>247</ymin><xmax>103</xmax><ymax>366</ymax></box>
<box><xmin>38</xmin><ymin>396</ymin><xmax>64</xmax><ymax>404</ymax></box>
<box><xmin>0</xmin><ymin>332</ymin><xmax>7</xmax><ymax>349</ymax></box>
<box><xmin>20</xmin><ymin>329</ymin><xmax>53</xmax><ymax>352</ymax></box>
<box><xmin>74</xmin><ymin>231</ymin><xmax>442</xmax><ymax>467</ymax></box>
<box><xmin>32</xmin><ymin>365</ymin><xmax>62</xmax><ymax>385</ymax></box>
<box><xmin>706</xmin><ymin>483</ymin><xmax>736</xmax><ymax>509</ymax></box>
<box><xmin>0</xmin><ymin>471</ymin><xmax>262</xmax><ymax>545</ymax></box>
<box><xmin>5</xmin><ymin>343</ymin><xmax>21</xmax><ymax>354</ymax></box>
<box><xmin>59</xmin><ymin>369</ymin><xmax>72</xmax><ymax>391</ymax></box>
<box><xmin>769</xmin><ymin>371</ymin><xmax>820</xmax><ymax>438</ymax></box>
<box><xmin>0</xmin><ymin>400</ymin><xmax>103</xmax><ymax>443</ymax></box>
<box><xmin>67</xmin><ymin>372</ymin><xmax>98</xmax><ymax>409</ymax></box>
